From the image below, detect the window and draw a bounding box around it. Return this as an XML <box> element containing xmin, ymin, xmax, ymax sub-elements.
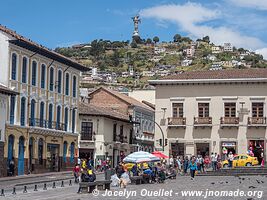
<box><xmin>70</xmin><ymin>142</ymin><xmax>75</xmax><ymax>163</ymax></box>
<box><xmin>41</xmin><ymin>64</ymin><xmax>46</xmax><ymax>89</ymax></box>
<box><xmin>172</xmin><ymin>103</ymin><xmax>183</xmax><ymax>117</ymax></box>
<box><xmin>20</xmin><ymin>97</ymin><xmax>26</xmax><ymax>126</ymax></box>
<box><xmin>57</xmin><ymin>70</ymin><xmax>62</xmax><ymax>93</ymax></box>
<box><xmin>73</xmin><ymin>76</ymin><xmax>77</xmax><ymax>97</ymax></box>
<box><xmin>252</xmin><ymin>103</ymin><xmax>264</xmax><ymax>117</ymax></box>
<box><xmin>81</xmin><ymin>122</ymin><xmax>93</xmax><ymax>140</ymax></box>
<box><xmin>64</xmin><ymin>107</ymin><xmax>68</xmax><ymax>131</ymax></box>
<box><xmin>63</xmin><ymin>141</ymin><xmax>68</xmax><ymax>163</ymax></box>
<box><xmin>48</xmin><ymin>104</ymin><xmax>53</xmax><ymax>128</ymax></box>
<box><xmin>31</xmin><ymin>61</ymin><xmax>37</xmax><ymax>86</ymax></box>
<box><xmin>22</xmin><ymin>57</ymin><xmax>27</xmax><ymax>83</ymax></box>
<box><xmin>113</xmin><ymin>124</ymin><xmax>117</xmax><ymax>141</ymax></box>
<box><xmin>10</xmin><ymin>96</ymin><xmax>15</xmax><ymax>124</ymax></box>
<box><xmin>72</xmin><ymin>109</ymin><xmax>76</xmax><ymax>133</ymax></box>
<box><xmin>198</xmin><ymin>103</ymin><xmax>209</xmax><ymax>117</ymax></box>
<box><xmin>56</xmin><ymin>106</ymin><xmax>61</xmax><ymax>129</ymax></box>
<box><xmin>49</xmin><ymin>68</ymin><xmax>54</xmax><ymax>91</ymax></box>
<box><xmin>224</xmin><ymin>103</ymin><xmax>236</xmax><ymax>117</ymax></box>
<box><xmin>30</xmin><ymin>99</ymin><xmax>36</xmax><ymax>126</ymax></box>
<box><xmin>65</xmin><ymin>73</ymin><xmax>69</xmax><ymax>95</ymax></box>
<box><xmin>38</xmin><ymin>139</ymin><xmax>43</xmax><ymax>165</ymax></box>
<box><xmin>11</xmin><ymin>53</ymin><xmax>17</xmax><ymax>80</ymax></box>
<box><xmin>40</xmin><ymin>102</ymin><xmax>45</xmax><ymax>127</ymax></box>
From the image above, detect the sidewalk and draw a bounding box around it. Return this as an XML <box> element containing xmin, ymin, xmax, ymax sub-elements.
<box><xmin>0</xmin><ymin>171</ymin><xmax>72</xmax><ymax>182</ymax></box>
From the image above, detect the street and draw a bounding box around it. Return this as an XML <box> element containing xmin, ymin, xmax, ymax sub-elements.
<box><xmin>0</xmin><ymin>175</ymin><xmax>266</xmax><ymax>200</ymax></box>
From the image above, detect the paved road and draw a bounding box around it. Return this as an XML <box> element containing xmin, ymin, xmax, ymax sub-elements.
<box><xmin>0</xmin><ymin>175</ymin><xmax>266</xmax><ymax>200</ymax></box>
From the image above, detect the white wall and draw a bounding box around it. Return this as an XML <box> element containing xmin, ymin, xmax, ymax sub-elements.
<box><xmin>0</xmin><ymin>94</ymin><xmax>8</xmax><ymax>142</ymax></box>
<box><xmin>0</xmin><ymin>31</ymin><xmax>11</xmax><ymax>86</ymax></box>
<box><xmin>128</xmin><ymin>90</ymin><xmax>155</xmax><ymax>105</ymax></box>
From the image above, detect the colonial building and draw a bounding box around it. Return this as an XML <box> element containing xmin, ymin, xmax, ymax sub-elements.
<box><xmin>149</xmin><ymin>69</ymin><xmax>267</xmax><ymax>165</ymax></box>
<box><xmin>0</xmin><ymin>25</ymin><xmax>88</xmax><ymax>176</ymax></box>
<box><xmin>79</xmin><ymin>102</ymin><xmax>132</xmax><ymax>167</ymax></box>
<box><xmin>88</xmin><ymin>87</ymin><xmax>155</xmax><ymax>153</ymax></box>
<box><xmin>0</xmin><ymin>84</ymin><xmax>18</xmax><ymax>177</ymax></box>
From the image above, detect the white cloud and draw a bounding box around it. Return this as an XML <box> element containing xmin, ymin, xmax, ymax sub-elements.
<box><xmin>140</xmin><ymin>3</ymin><xmax>266</xmax><ymax>50</ymax></box>
<box><xmin>229</xmin><ymin>0</ymin><xmax>267</xmax><ymax>10</ymax></box>
<box><xmin>256</xmin><ymin>48</ymin><xmax>267</xmax><ymax>59</ymax></box>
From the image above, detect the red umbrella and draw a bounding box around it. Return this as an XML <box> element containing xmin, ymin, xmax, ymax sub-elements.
<box><xmin>152</xmin><ymin>151</ymin><xmax>169</xmax><ymax>159</ymax></box>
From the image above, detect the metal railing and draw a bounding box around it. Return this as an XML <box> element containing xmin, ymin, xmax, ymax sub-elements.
<box><xmin>194</xmin><ymin>117</ymin><xmax>212</xmax><ymax>125</ymax></box>
<box><xmin>29</xmin><ymin>118</ymin><xmax>66</xmax><ymax>131</ymax></box>
<box><xmin>220</xmin><ymin>117</ymin><xmax>239</xmax><ymax>124</ymax></box>
<box><xmin>248</xmin><ymin>117</ymin><xmax>267</xmax><ymax>125</ymax></box>
<box><xmin>168</xmin><ymin>117</ymin><xmax>186</xmax><ymax>126</ymax></box>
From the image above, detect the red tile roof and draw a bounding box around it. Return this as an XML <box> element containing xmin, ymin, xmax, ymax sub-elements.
<box><xmin>89</xmin><ymin>87</ymin><xmax>154</xmax><ymax>112</ymax></box>
<box><xmin>0</xmin><ymin>25</ymin><xmax>88</xmax><ymax>71</ymax></box>
<box><xmin>161</xmin><ymin>69</ymin><xmax>267</xmax><ymax>80</ymax></box>
<box><xmin>79</xmin><ymin>102</ymin><xmax>130</xmax><ymax>122</ymax></box>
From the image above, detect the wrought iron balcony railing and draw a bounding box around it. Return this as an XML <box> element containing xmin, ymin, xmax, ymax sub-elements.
<box><xmin>29</xmin><ymin>118</ymin><xmax>66</xmax><ymax>131</ymax></box>
<box><xmin>194</xmin><ymin>117</ymin><xmax>212</xmax><ymax>125</ymax></box>
<box><xmin>220</xmin><ymin>117</ymin><xmax>239</xmax><ymax>125</ymax></box>
<box><xmin>248</xmin><ymin>117</ymin><xmax>267</xmax><ymax>125</ymax></box>
<box><xmin>168</xmin><ymin>117</ymin><xmax>186</xmax><ymax>126</ymax></box>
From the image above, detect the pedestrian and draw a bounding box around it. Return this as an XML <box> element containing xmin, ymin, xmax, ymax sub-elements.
<box><xmin>177</xmin><ymin>157</ymin><xmax>182</xmax><ymax>174</ymax></box>
<box><xmin>169</xmin><ymin>155</ymin><xmax>174</xmax><ymax>168</ymax></box>
<box><xmin>211</xmin><ymin>153</ymin><xmax>216</xmax><ymax>171</ymax></box>
<box><xmin>228</xmin><ymin>151</ymin><xmax>234</xmax><ymax>168</ymax></box>
<box><xmin>214</xmin><ymin>153</ymin><xmax>218</xmax><ymax>171</ymax></box>
<box><xmin>73</xmin><ymin>164</ymin><xmax>80</xmax><ymax>183</ymax></box>
<box><xmin>9</xmin><ymin>157</ymin><xmax>15</xmax><ymax>176</ymax></box>
<box><xmin>188</xmin><ymin>158</ymin><xmax>198</xmax><ymax>180</ymax></box>
<box><xmin>183</xmin><ymin>156</ymin><xmax>189</xmax><ymax>175</ymax></box>
<box><xmin>77</xmin><ymin>157</ymin><xmax>81</xmax><ymax>166</ymax></box>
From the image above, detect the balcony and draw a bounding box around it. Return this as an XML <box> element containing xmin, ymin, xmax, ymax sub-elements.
<box><xmin>220</xmin><ymin>117</ymin><xmax>239</xmax><ymax>128</ymax></box>
<box><xmin>168</xmin><ymin>117</ymin><xmax>186</xmax><ymax>128</ymax></box>
<box><xmin>29</xmin><ymin>118</ymin><xmax>66</xmax><ymax>131</ymax></box>
<box><xmin>113</xmin><ymin>134</ymin><xmax>127</xmax><ymax>143</ymax></box>
<box><xmin>248</xmin><ymin>117</ymin><xmax>267</xmax><ymax>128</ymax></box>
<box><xmin>194</xmin><ymin>117</ymin><xmax>212</xmax><ymax>128</ymax></box>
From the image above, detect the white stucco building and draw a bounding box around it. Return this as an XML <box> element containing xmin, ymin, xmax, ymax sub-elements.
<box><xmin>149</xmin><ymin>69</ymin><xmax>267</xmax><ymax>165</ymax></box>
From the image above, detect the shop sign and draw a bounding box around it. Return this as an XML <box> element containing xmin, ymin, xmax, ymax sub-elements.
<box><xmin>222</xmin><ymin>142</ymin><xmax>236</xmax><ymax>147</ymax></box>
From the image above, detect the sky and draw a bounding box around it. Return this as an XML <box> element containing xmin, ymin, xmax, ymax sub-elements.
<box><xmin>1</xmin><ymin>0</ymin><xmax>267</xmax><ymax>58</ymax></box>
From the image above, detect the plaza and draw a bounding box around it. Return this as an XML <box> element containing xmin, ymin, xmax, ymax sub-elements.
<box><xmin>0</xmin><ymin>175</ymin><xmax>266</xmax><ymax>200</ymax></box>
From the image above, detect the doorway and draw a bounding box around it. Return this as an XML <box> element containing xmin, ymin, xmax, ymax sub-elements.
<box><xmin>18</xmin><ymin>136</ymin><xmax>25</xmax><ymax>176</ymax></box>
<box><xmin>47</xmin><ymin>144</ymin><xmax>60</xmax><ymax>172</ymax></box>
<box><xmin>29</xmin><ymin>137</ymin><xmax>34</xmax><ymax>173</ymax></box>
<box><xmin>196</xmin><ymin>143</ymin><xmax>210</xmax><ymax>157</ymax></box>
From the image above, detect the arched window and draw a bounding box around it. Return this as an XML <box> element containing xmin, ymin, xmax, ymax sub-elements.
<box><xmin>57</xmin><ymin>70</ymin><xmax>62</xmax><ymax>93</ymax></box>
<box><xmin>65</xmin><ymin>73</ymin><xmax>69</xmax><ymax>95</ymax></box>
<box><xmin>22</xmin><ymin>57</ymin><xmax>27</xmax><ymax>83</ymax></box>
<box><xmin>64</xmin><ymin>107</ymin><xmax>68</xmax><ymax>131</ymax></box>
<box><xmin>30</xmin><ymin>99</ymin><xmax>36</xmax><ymax>126</ymax></box>
<box><xmin>56</xmin><ymin>105</ymin><xmax>61</xmax><ymax>130</ymax></box>
<box><xmin>10</xmin><ymin>96</ymin><xmax>15</xmax><ymax>124</ymax></box>
<box><xmin>70</xmin><ymin>142</ymin><xmax>75</xmax><ymax>163</ymax></box>
<box><xmin>7</xmin><ymin>135</ymin><xmax>14</xmax><ymax>165</ymax></box>
<box><xmin>41</xmin><ymin>64</ymin><xmax>46</xmax><ymax>89</ymax></box>
<box><xmin>38</xmin><ymin>138</ymin><xmax>43</xmax><ymax>165</ymax></box>
<box><xmin>11</xmin><ymin>53</ymin><xmax>17</xmax><ymax>80</ymax></box>
<box><xmin>20</xmin><ymin>97</ymin><xmax>26</xmax><ymax>126</ymax></box>
<box><xmin>40</xmin><ymin>102</ymin><xmax>45</xmax><ymax>127</ymax></box>
<box><xmin>63</xmin><ymin>141</ymin><xmax>68</xmax><ymax>163</ymax></box>
<box><xmin>31</xmin><ymin>61</ymin><xmax>37</xmax><ymax>86</ymax></box>
<box><xmin>72</xmin><ymin>76</ymin><xmax>77</xmax><ymax>97</ymax></box>
<box><xmin>48</xmin><ymin>104</ymin><xmax>53</xmax><ymax>129</ymax></box>
<box><xmin>72</xmin><ymin>109</ymin><xmax>76</xmax><ymax>133</ymax></box>
<box><xmin>49</xmin><ymin>68</ymin><xmax>54</xmax><ymax>91</ymax></box>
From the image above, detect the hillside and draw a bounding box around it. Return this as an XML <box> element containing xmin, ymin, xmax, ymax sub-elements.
<box><xmin>55</xmin><ymin>35</ymin><xmax>267</xmax><ymax>88</ymax></box>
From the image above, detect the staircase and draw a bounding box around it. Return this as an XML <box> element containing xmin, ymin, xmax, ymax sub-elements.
<box><xmin>198</xmin><ymin>166</ymin><xmax>267</xmax><ymax>176</ymax></box>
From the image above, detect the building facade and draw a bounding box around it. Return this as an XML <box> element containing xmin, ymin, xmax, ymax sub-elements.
<box><xmin>150</xmin><ymin>69</ymin><xmax>267</xmax><ymax>165</ymax></box>
<box><xmin>88</xmin><ymin>87</ymin><xmax>155</xmax><ymax>153</ymax></box>
<box><xmin>0</xmin><ymin>25</ymin><xmax>87</xmax><ymax>176</ymax></box>
<box><xmin>79</xmin><ymin>103</ymin><xmax>132</xmax><ymax>167</ymax></box>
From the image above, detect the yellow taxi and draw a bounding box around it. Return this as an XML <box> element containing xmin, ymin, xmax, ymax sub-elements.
<box><xmin>124</xmin><ymin>162</ymin><xmax>149</xmax><ymax>171</ymax></box>
<box><xmin>222</xmin><ymin>154</ymin><xmax>259</xmax><ymax>168</ymax></box>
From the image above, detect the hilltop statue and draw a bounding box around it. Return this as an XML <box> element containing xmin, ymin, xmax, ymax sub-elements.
<box><xmin>132</xmin><ymin>15</ymin><xmax>141</xmax><ymax>43</ymax></box>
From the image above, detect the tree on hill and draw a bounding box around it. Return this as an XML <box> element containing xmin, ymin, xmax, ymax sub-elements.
<box><xmin>202</xmin><ymin>36</ymin><xmax>210</xmax><ymax>43</ymax></box>
<box><xmin>173</xmin><ymin>34</ymin><xmax>181</xmax><ymax>43</ymax></box>
<box><xmin>153</xmin><ymin>36</ymin><xmax>160</xmax><ymax>44</ymax></box>
<box><xmin>146</xmin><ymin>38</ymin><xmax>152</xmax><ymax>44</ymax></box>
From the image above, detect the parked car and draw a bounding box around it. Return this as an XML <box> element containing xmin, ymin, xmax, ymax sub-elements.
<box><xmin>222</xmin><ymin>154</ymin><xmax>259</xmax><ymax>168</ymax></box>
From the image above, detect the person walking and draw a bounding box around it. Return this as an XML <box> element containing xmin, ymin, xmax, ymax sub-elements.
<box><xmin>211</xmin><ymin>153</ymin><xmax>216</xmax><ymax>171</ymax></box>
<box><xmin>188</xmin><ymin>158</ymin><xmax>198</xmax><ymax>180</ymax></box>
<box><xmin>73</xmin><ymin>164</ymin><xmax>80</xmax><ymax>183</ymax></box>
<box><xmin>228</xmin><ymin>152</ymin><xmax>234</xmax><ymax>168</ymax></box>
<box><xmin>183</xmin><ymin>156</ymin><xmax>189</xmax><ymax>175</ymax></box>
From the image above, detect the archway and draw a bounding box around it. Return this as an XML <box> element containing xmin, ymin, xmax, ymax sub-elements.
<box><xmin>18</xmin><ymin>136</ymin><xmax>25</xmax><ymax>175</ymax></box>
<box><xmin>29</xmin><ymin>137</ymin><xmax>34</xmax><ymax>172</ymax></box>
